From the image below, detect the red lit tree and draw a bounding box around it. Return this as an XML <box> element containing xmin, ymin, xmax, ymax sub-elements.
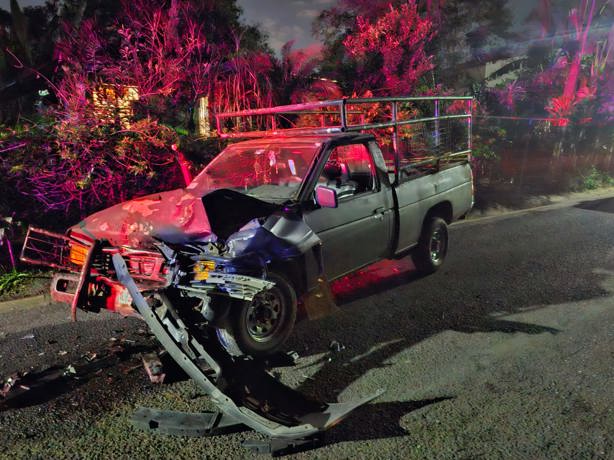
<box><xmin>315</xmin><ymin>0</ymin><xmax>513</xmax><ymax>94</ymax></box>
<box><xmin>1</xmin><ymin>0</ymin><xmax>276</xmax><ymax>218</ymax></box>
<box><xmin>342</xmin><ymin>2</ymin><xmax>435</xmax><ymax>95</ymax></box>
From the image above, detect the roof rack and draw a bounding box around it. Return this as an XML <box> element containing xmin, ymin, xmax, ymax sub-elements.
<box><xmin>215</xmin><ymin>97</ymin><xmax>474</xmax><ymax>180</ymax></box>
<box><xmin>215</xmin><ymin>96</ymin><xmax>473</xmax><ymax>140</ymax></box>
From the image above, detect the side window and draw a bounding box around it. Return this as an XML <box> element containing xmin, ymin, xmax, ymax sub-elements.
<box><xmin>318</xmin><ymin>144</ymin><xmax>377</xmax><ymax>200</ymax></box>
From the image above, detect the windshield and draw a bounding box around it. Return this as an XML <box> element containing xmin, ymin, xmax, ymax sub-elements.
<box><xmin>187</xmin><ymin>139</ymin><xmax>322</xmax><ymax>203</ymax></box>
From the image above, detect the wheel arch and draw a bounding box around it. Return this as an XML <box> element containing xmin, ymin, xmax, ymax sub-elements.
<box><xmin>267</xmin><ymin>258</ymin><xmax>307</xmax><ymax>295</ymax></box>
<box><xmin>425</xmin><ymin>200</ymin><xmax>453</xmax><ymax>224</ymax></box>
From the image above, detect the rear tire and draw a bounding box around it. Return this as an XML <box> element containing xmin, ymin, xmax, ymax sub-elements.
<box><xmin>216</xmin><ymin>272</ymin><xmax>297</xmax><ymax>357</ymax></box>
<box><xmin>412</xmin><ymin>217</ymin><xmax>448</xmax><ymax>275</ymax></box>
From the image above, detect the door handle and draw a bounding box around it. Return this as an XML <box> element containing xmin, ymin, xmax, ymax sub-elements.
<box><xmin>372</xmin><ymin>207</ymin><xmax>385</xmax><ymax>220</ymax></box>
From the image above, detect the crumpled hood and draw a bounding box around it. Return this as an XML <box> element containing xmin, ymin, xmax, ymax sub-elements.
<box><xmin>71</xmin><ymin>188</ymin><xmax>212</xmax><ymax>248</ymax></box>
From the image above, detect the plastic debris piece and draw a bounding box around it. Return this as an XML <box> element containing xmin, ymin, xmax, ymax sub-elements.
<box><xmin>142</xmin><ymin>352</ymin><xmax>166</xmax><ymax>384</ymax></box>
<box><xmin>1</xmin><ymin>375</ymin><xmax>18</xmax><ymax>397</ymax></box>
<box><xmin>64</xmin><ymin>365</ymin><xmax>77</xmax><ymax>376</ymax></box>
<box><xmin>328</xmin><ymin>340</ymin><xmax>345</xmax><ymax>353</ymax></box>
<box><xmin>58</xmin><ymin>350</ymin><xmax>68</xmax><ymax>356</ymax></box>
<box><xmin>20</xmin><ymin>333</ymin><xmax>35</xmax><ymax>340</ymax></box>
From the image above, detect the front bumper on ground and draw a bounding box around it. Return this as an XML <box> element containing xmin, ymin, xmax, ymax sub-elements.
<box><xmin>112</xmin><ymin>252</ymin><xmax>384</xmax><ymax>448</ymax></box>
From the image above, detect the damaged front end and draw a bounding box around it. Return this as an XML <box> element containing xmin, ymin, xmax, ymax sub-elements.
<box><xmin>18</xmin><ymin>191</ymin><xmax>373</xmax><ymax>453</ymax></box>
<box><xmin>21</xmin><ymin>186</ymin><xmax>333</xmax><ymax>328</ymax></box>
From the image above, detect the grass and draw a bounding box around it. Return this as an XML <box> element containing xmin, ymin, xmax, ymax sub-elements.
<box><xmin>0</xmin><ymin>268</ymin><xmax>51</xmax><ymax>301</ymax></box>
<box><xmin>0</xmin><ymin>269</ymin><xmax>32</xmax><ymax>296</ymax></box>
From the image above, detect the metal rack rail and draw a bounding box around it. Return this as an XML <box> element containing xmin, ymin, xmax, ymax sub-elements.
<box><xmin>215</xmin><ymin>97</ymin><xmax>473</xmax><ymax>178</ymax></box>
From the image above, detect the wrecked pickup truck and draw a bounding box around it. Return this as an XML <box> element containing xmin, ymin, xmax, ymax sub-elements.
<box><xmin>20</xmin><ymin>97</ymin><xmax>473</xmax><ymax>449</ymax></box>
<box><xmin>22</xmin><ymin>96</ymin><xmax>474</xmax><ymax>357</ymax></box>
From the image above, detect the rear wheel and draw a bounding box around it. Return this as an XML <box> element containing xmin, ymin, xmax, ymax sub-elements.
<box><xmin>216</xmin><ymin>273</ymin><xmax>297</xmax><ymax>357</ymax></box>
<box><xmin>412</xmin><ymin>217</ymin><xmax>448</xmax><ymax>275</ymax></box>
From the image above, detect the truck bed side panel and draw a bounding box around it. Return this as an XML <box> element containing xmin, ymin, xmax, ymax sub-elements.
<box><xmin>394</xmin><ymin>163</ymin><xmax>472</xmax><ymax>254</ymax></box>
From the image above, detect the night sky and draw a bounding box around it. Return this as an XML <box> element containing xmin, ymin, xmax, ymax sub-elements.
<box><xmin>1</xmin><ymin>0</ymin><xmax>537</xmax><ymax>52</ymax></box>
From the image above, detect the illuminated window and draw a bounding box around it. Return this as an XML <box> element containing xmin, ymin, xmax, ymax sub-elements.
<box><xmin>92</xmin><ymin>84</ymin><xmax>139</xmax><ymax>127</ymax></box>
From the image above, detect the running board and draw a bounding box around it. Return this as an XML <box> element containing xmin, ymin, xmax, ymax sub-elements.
<box><xmin>112</xmin><ymin>254</ymin><xmax>384</xmax><ymax>445</ymax></box>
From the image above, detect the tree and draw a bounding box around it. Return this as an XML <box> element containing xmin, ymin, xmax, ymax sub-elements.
<box><xmin>342</xmin><ymin>2</ymin><xmax>435</xmax><ymax>95</ymax></box>
<box><xmin>315</xmin><ymin>0</ymin><xmax>513</xmax><ymax>93</ymax></box>
<box><xmin>1</xmin><ymin>0</ymin><xmax>276</xmax><ymax>217</ymax></box>
<box><xmin>272</xmin><ymin>41</ymin><xmax>341</xmax><ymax>104</ymax></box>
<box><xmin>505</xmin><ymin>0</ymin><xmax>613</xmax><ymax>123</ymax></box>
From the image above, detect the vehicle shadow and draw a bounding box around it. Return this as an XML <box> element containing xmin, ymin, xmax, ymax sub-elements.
<box><xmin>285</xmin><ymin>218</ymin><xmax>612</xmax><ymax>433</ymax></box>
<box><xmin>325</xmin><ymin>397</ymin><xmax>454</xmax><ymax>445</ymax></box>
<box><xmin>0</xmin><ymin>341</ymin><xmax>157</xmax><ymax>412</ymax></box>
<box><xmin>575</xmin><ymin>197</ymin><xmax>614</xmax><ymax>214</ymax></box>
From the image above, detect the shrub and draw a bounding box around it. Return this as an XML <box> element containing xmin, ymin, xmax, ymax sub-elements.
<box><xmin>2</xmin><ymin>115</ymin><xmax>183</xmax><ymax>219</ymax></box>
<box><xmin>576</xmin><ymin>166</ymin><xmax>614</xmax><ymax>191</ymax></box>
<box><xmin>0</xmin><ymin>269</ymin><xmax>31</xmax><ymax>296</ymax></box>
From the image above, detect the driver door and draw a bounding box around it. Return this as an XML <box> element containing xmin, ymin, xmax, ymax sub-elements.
<box><xmin>303</xmin><ymin>143</ymin><xmax>393</xmax><ymax>280</ymax></box>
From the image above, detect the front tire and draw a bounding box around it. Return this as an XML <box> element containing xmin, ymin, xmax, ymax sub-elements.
<box><xmin>216</xmin><ymin>273</ymin><xmax>297</xmax><ymax>356</ymax></box>
<box><xmin>412</xmin><ymin>217</ymin><xmax>448</xmax><ymax>275</ymax></box>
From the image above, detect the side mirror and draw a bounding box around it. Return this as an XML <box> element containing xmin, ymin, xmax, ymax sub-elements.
<box><xmin>315</xmin><ymin>185</ymin><xmax>338</xmax><ymax>208</ymax></box>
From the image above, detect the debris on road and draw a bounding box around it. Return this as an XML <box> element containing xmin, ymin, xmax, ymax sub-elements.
<box><xmin>64</xmin><ymin>365</ymin><xmax>77</xmax><ymax>376</ymax></box>
<box><xmin>142</xmin><ymin>352</ymin><xmax>165</xmax><ymax>384</ymax></box>
<box><xmin>1</xmin><ymin>340</ymin><xmax>159</xmax><ymax>410</ymax></box>
<box><xmin>329</xmin><ymin>340</ymin><xmax>345</xmax><ymax>353</ymax></box>
<box><xmin>0</xmin><ymin>374</ymin><xmax>19</xmax><ymax>398</ymax></box>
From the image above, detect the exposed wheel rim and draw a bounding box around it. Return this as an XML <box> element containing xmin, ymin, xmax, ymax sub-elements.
<box><xmin>429</xmin><ymin>226</ymin><xmax>447</xmax><ymax>264</ymax></box>
<box><xmin>245</xmin><ymin>288</ymin><xmax>285</xmax><ymax>342</ymax></box>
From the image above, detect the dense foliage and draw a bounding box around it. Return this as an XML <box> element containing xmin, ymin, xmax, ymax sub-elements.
<box><xmin>0</xmin><ymin>0</ymin><xmax>612</xmax><ymax>228</ymax></box>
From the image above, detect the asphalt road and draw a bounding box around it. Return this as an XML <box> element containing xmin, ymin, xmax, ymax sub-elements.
<box><xmin>1</xmin><ymin>194</ymin><xmax>613</xmax><ymax>459</ymax></box>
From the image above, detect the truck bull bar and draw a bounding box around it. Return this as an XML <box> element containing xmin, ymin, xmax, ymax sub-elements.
<box><xmin>20</xmin><ymin>227</ymin><xmax>166</xmax><ymax>318</ymax></box>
